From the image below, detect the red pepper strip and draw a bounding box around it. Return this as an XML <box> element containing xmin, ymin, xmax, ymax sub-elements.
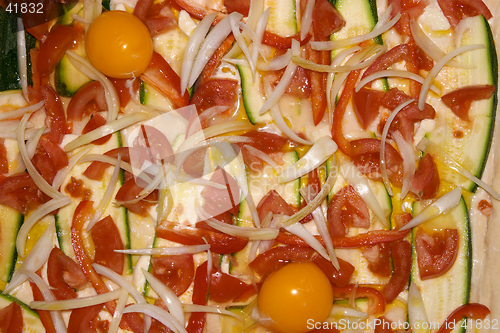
<box><xmin>437</xmin><ymin>303</ymin><xmax>491</xmax><ymax>333</ymax></box>
<box><xmin>331</xmin><ymin>69</ymin><xmax>361</xmax><ymax>155</ymax></box>
<box><xmin>276</xmin><ymin>228</ymin><xmax>409</xmax><ymax>248</ymax></box>
<box><xmin>186</xmin><ymin>261</ymin><xmax>210</xmax><ymax>333</ymax></box>
<box><xmin>71</xmin><ymin>200</ymin><xmax>144</xmax><ymax>333</ymax></box>
<box><xmin>30</xmin><ymin>281</ymin><xmax>57</xmax><ymax>333</ymax></box>
<box><xmin>332</xmin><ymin>285</ymin><xmax>385</xmax><ymax>315</ymax></box>
<box><xmin>381</xmin><ymin>240</ymin><xmax>412</xmax><ymax>303</ymax></box>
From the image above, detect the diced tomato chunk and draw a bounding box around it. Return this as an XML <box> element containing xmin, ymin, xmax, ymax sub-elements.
<box><xmin>67</xmin><ymin>305</ymin><xmax>107</xmax><ymax>333</ymax></box>
<box><xmin>362</xmin><ymin>243</ymin><xmax>392</xmax><ymax>277</ymax></box>
<box><xmin>412</xmin><ymin>153</ymin><xmax>440</xmax><ymax>199</ymax></box>
<box><xmin>0</xmin><ymin>173</ymin><xmax>47</xmax><ymax>214</ymax></box>
<box><xmin>242</xmin><ymin>130</ymin><xmax>290</xmax><ymax>153</ymax></box>
<box><xmin>83</xmin><ymin>147</ymin><xmax>131</xmax><ymax>181</ymax></box>
<box><xmin>199</xmin><ymin>35</ymin><xmax>235</xmax><ymax>86</ymax></box>
<box><xmin>311</xmin><ymin>255</ymin><xmax>354</xmax><ymax>287</ymax></box>
<box><xmin>82</xmin><ymin>114</ymin><xmax>111</xmax><ymax>145</ymax></box>
<box><xmin>47</xmin><ymin>247</ymin><xmax>87</xmax><ymax>300</ymax></box>
<box><xmin>41</xmin><ymin>85</ymin><xmax>69</xmax><ymax>144</ymax></box>
<box><xmin>37</xmin><ymin>24</ymin><xmax>80</xmax><ymax>77</ymax></box>
<box><xmin>353</xmin><ymin>87</ymin><xmax>385</xmax><ymax>129</ymax></box>
<box><xmin>91</xmin><ymin>215</ymin><xmax>125</xmax><ymax>275</ymax></box>
<box><xmin>210</xmin><ymin>269</ymin><xmax>255</xmax><ymax>303</ymax></box>
<box><xmin>115</xmin><ymin>177</ymin><xmax>158</xmax><ymax>217</ymax></box>
<box><xmin>415</xmin><ymin>228</ymin><xmax>459</xmax><ymax>280</ymax></box>
<box><xmin>441</xmin><ymin>85</ymin><xmax>495</xmax><ymax>121</ymax></box>
<box><xmin>437</xmin><ymin>0</ymin><xmax>492</xmax><ymax>27</ymax></box>
<box><xmin>257</xmin><ymin>190</ymin><xmax>297</xmax><ymax>222</ymax></box>
<box><xmin>327</xmin><ymin>185</ymin><xmax>370</xmax><ymax>238</ymax></box>
<box><xmin>186</xmin><ymin>261</ymin><xmax>210</xmax><ymax>333</ymax></box>
<box><xmin>190</xmin><ymin>79</ymin><xmax>239</xmax><ymax>113</ymax></box>
<box><xmin>0</xmin><ymin>302</ymin><xmax>23</xmax><ymax>333</ymax></box>
<box><xmin>312</xmin><ymin>0</ymin><xmax>345</xmax><ymax>40</ymax></box>
<box><xmin>151</xmin><ymin>254</ymin><xmax>194</xmax><ymax>296</ymax></box>
<box><xmin>67</xmin><ymin>81</ymin><xmax>107</xmax><ymax>122</ymax></box>
<box><xmin>110</xmin><ymin>78</ymin><xmax>140</xmax><ymax>108</ymax></box>
<box><xmin>224</xmin><ymin>0</ymin><xmax>250</xmax><ymax>16</ymax></box>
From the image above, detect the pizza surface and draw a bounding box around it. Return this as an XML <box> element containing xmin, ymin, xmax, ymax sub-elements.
<box><xmin>0</xmin><ymin>0</ymin><xmax>499</xmax><ymax>332</ymax></box>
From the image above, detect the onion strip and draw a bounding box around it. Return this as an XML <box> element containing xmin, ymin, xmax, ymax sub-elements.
<box><xmin>30</xmin><ymin>289</ymin><xmax>123</xmax><ymax>310</ymax></box>
<box><xmin>418</xmin><ymin>44</ymin><xmax>484</xmax><ymax>110</ymax></box>
<box><xmin>16</xmin><ymin>18</ymin><xmax>29</xmax><ymax>102</ymax></box>
<box><xmin>285</xmin><ymin>222</ymin><xmax>329</xmax><ymax>259</ymax></box>
<box><xmin>243</xmin><ymin>145</ymin><xmax>280</xmax><ymax>170</ymax></box>
<box><xmin>380</xmin><ymin>99</ymin><xmax>414</xmax><ymax>195</ymax></box>
<box><xmin>64</xmin><ymin>112</ymin><xmax>152</xmax><ymax>151</ymax></box>
<box><xmin>16</xmin><ymin>196</ymin><xmax>71</xmax><ymax>258</ymax></box>
<box><xmin>115</xmin><ymin>244</ymin><xmax>210</xmax><ymax>256</ymax></box>
<box><xmin>356</xmin><ymin>70</ymin><xmax>441</xmax><ymax>94</ymax></box>
<box><xmin>400</xmin><ymin>187</ymin><xmax>462</xmax><ymax>231</ymax></box>
<box><xmin>282</xmin><ymin>157</ymin><xmax>338</xmax><ymax>227</ymax></box>
<box><xmin>108</xmin><ymin>289</ymin><xmax>129</xmax><ymax>333</ymax></box>
<box><xmin>122</xmin><ymin>303</ymin><xmax>188</xmax><ymax>333</ymax></box>
<box><xmin>392</xmin><ymin>131</ymin><xmax>415</xmax><ymax>200</ymax></box>
<box><xmin>53</xmin><ymin>147</ymin><xmax>92</xmax><ymax>190</ymax></box>
<box><xmin>300</xmin><ymin>0</ymin><xmax>315</xmax><ymax>41</ymax></box>
<box><xmin>0</xmin><ymin>101</ymin><xmax>43</xmax><ymax>121</ymax></box>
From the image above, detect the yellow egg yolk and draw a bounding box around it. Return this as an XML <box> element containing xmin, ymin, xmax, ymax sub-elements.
<box><xmin>257</xmin><ymin>262</ymin><xmax>334</xmax><ymax>333</ymax></box>
<box><xmin>85</xmin><ymin>10</ymin><xmax>153</xmax><ymax>79</ymax></box>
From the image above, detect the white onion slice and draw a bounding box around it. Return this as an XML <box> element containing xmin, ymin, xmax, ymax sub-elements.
<box><xmin>53</xmin><ymin>147</ymin><xmax>92</xmax><ymax>190</ymax></box>
<box><xmin>417</xmin><ymin>138</ymin><xmax>500</xmax><ymax>200</ymax></box>
<box><xmin>251</xmin><ymin>8</ymin><xmax>270</xmax><ymax>70</ymax></box>
<box><xmin>4</xmin><ymin>221</ymin><xmax>55</xmax><ymax>294</ymax></box>
<box><xmin>255</xmin><ymin>49</ymin><xmax>292</xmax><ymax>71</ymax></box>
<box><xmin>93</xmin><ymin>263</ymin><xmax>147</xmax><ymax>305</ymax></box>
<box><xmin>142</xmin><ymin>270</ymin><xmax>185</xmax><ymax>327</ymax></box>
<box><xmin>188</xmin><ymin>12</ymin><xmax>243</xmax><ymax>88</ymax></box>
<box><xmin>16</xmin><ymin>196</ymin><xmax>70</xmax><ymax>257</ymax></box>
<box><xmin>64</xmin><ymin>112</ymin><xmax>152</xmax><ymax>151</ymax></box>
<box><xmin>356</xmin><ymin>70</ymin><xmax>441</xmax><ymax>94</ymax></box>
<box><xmin>108</xmin><ymin>289</ymin><xmax>129</xmax><ymax>333</ymax></box>
<box><xmin>26</xmin><ymin>126</ymin><xmax>45</xmax><ymax>159</ymax></box>
<box><xmin>340</xmin><ymin>158</ymin><xmax>388</xmax><ymax>227</ymax></box>
<box><xmin>66</xmin><ymin>51</ymin><xmax>119</xmax><ymax>122</ymax></box>
<box><xmin>0</xmin><ymin>101</ymin><xmax>43</xmax><ymax>121</ymax></box>
<box><xmin>408</xmin><ymin>282</ymin><xmax>429</xmax><ymax>333</ymax></box>
<box><xmin>246</xmin><ymin>0</ymin><xmax>264</xmax><ymax>30</ymax></box>
<box><xmin>330</xmin><ymin>305</ymin><xmax>368</xmax><ymax>319</ymax></box>
<box><xmin>183</xmin><ymin>304</ymin><xmax>243</xmax><ymax>320</ymax></box>
<box><xmin>409</xmin><ymin>20</ymin><xmax>465</xmax><ymax>68</ymax></box>
<box><xmin>418</xmin><ymin>44</ymin><xmax>484</xmax><ymax>110</ymax></box>
<box><xmin>243</xmin><ymin>145</ymin><xmax>280</xmax><ymax>170</ymax></box>
<box><xmin>24</xmin><ymin>271</ymin><xmax>67</xmax><ymax>333</ymax></box>
<box><xmin>392</xmin><ymin>131</ymin><xmax>415</xmax><ymax>200</ymax></box>
<box><xmin>285</xmin><ymin>222</ymin><xmax>329</xmax><ymax>259</ymax></box>
<box><xmin>278</xmin><ymin>137</ymin><xmax>337</xmax><ymax>183</ymax></box>
<box><xmin>311</xmin><ymin>11</ymin><xmax>400</xmax><ymax>50</ymax></box>
<box><xmin>31</xmin><ymin>289</ymin><xmax>123</xmax><ymax>310</ymax></box>
<box><xmin>300</xmin><ymin>0</ymin><xmax>315</xmax><ymax>40</ymax></box>
<box><xmin>400</xmin><ymin>187</ymin><xmax>462</xmax><ymax>231</ymax></box>
<box><xmin>16</xmin><ymin>18</ymin><xmax>29</xmax><ymax>102</ymax></box>
<box><xmin>77</xmin><ymin>154</ymin><xmax>151</xmax><ymax>183</ymax></box>
<box><xmin>180</xmin><ymin>13</ymin><xmax>217</xmax><ymax>94</ymax></box>
<box><xmin>123</xmin><ymin>303</ymin><xmax>188</xmax><ymax>333</ymax></box>
<box><xmin>115</xmin><ymin>244</ymin><xmax>210</xmax><ymax>256</ymax></box>
<box><xmin>301</xmin><ymin>188</ymin><xmax>340</xmax><ymax>270</ymax></box>
<box><xmin>199</xmin><ymin>209</ymin><xmax>278</xmax><ymax>240</ymax></box>
<box><xmin>230</xmin><ymin>15</ymin><xmax>255</xmax><ymax>75</ymax></box>
<box><xmin>283</xmin><ymin>158</ymin><xmax>338</xmax><ymax>227</ymax></box>
<box><xmin>380</xmin><ymin>99</ymin><xmax>414</xmax><ymax>196</ymax></box>
<box><xmin>259</xmin><ymin>53</ymin><xmax>297</xmax><ymax>115</ymax></box>
<box><xmin>87</xmin><ymin>154</ymin><xmax>121</xmax><ymax>231</ymax></box>
<box><xmin>18</xmin><ymin>114</ymin><xmax>63</xmax><ymax>200</ymax></box>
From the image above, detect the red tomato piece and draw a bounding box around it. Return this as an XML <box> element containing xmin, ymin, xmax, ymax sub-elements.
<box><xmin>249</xmin><ymin>246</ymin><xmax>315</xmax><ymax>278</ymax></box>
<box><xmin>437</xmin><ymin>303</ymin><xmax>491</xmax><ymax>333</ymax></box>
<box><xmin>200</xmin><ymin>167</ymin><xmax>241</xmax><ymax>217</ymax></box>
<box><xmin>151</xmin><ymin>254</ymin><xmax>195</xmax><ymax>296</ymax></box>
<box><xmin>441</xmin><ymin>85</ymin><xmax>495</xmax><ymax>121</ymax></box>
<box><xmin>186</xmin><ymin>261</ymin><xmax>210</xmax><ymax>333</ymax></box>
<box><xmin>82</xmin><ymin>114</ymin><xmax>111</xmax><ymax>145</ymax></box>
<box><xmin>415</xmin><ymin>228</ymin><xmax>459</xmax><ymax>280</ymax></box>
<box><xmin>311</xmin><ymin>255</ymin><xmax>355</xmax><ymax>287</ymax></box>
<box><xmin>134</xmin><ymin>124</ymin><xmax>174</xmax><ymax>164</ymax></box>
<box><xmin>210</xmin><ymin>270</ymin><xmax>253</xmax><ymax>303</ymax></box>
<box><xmin>332</xmin><ymin>285</ymin><xmax>385</xmax><ymax>314</ymax></box>
<box><xmin>388</xmin><ymin>0</ymin><xmax>428</xmax><ymax>36</ymax></box>
<box><xmin>136</xmin><ymin>0</ymin><xmax>177</xmax><ymax>36</ymax></box>
<box><xmin>350</xmin><ymin>138</ymin><xmax>404</xmax><ymax>184</ymax></box>
<box><xmin>412</xmin><ymin>153</ymin><xmax>440</xmax><ymax>199</ymax></box>
<box><xmin>67</xmin><ymin>304</ymin><xmax>106</xmax><ymax>333</ymax></box>
<box><xmin>30</xmin><ymin>281</ymin><xmax>57</xmax><ymax>333</ymax></box>
<box><xmin>262</xmin><ymin>31</ymin><xmax>311</xmax><ymax>50</ymax></box>
<box><xmin>199</xmin><ymin>35</ymin><xmax>235</xmax><ymax>86</ymax></box>
<box><xmin>37</xmin><ymin>24</ymin><xmax>80</xmax><ymax>77</ymax></box>
<box><xmin>242</xmin><ymin>130</ymin><xmax>290</xmax><ymax>153</ymax></box>
<box><xmin>83</xmin><ymin>147</ymin><xmax>132</xmax><ymax>181</ymax></box>
<box><xmin>115</xmin><ymin>177</ymin><xmax>158</xmax><ymax>217</ymax></box>
<box><xmin>312</xmin><ymin>0</ymin><xmax>346</xmax><ymax>40</ymax></box>
<box><xmin>381</xmin><ymin>240</ymin><xmax>412</xmax><ymax>303</ymax></box>
<box><xmin>0</xmin><ymin>173</ymin><xmax>45</xmax><ymax>214</ymax></box>
<box><xmin>39</xmin><ymin>136</ymin><xmax>69</xmax><ymax>170</ymax></box>
<box><xmin>363</xmin><ymin>44</ymin><xmax>410</xmax><ymax>79</ymax></box>
<box><xmin>270</xmin><ymin>65</ymin><xmax>311</xmax><ymax>99</ymax></box>
<box><xmin>91</xmin><ymin>215</ymin><xmax>125</xmax><ymax>275</ymax></box>
<box><xmin>67</xmin><ymin>81</ymin><xmax>107</xmax><ymax>122</ymax></box>
<box><xmin>141</xmin><ymin>51</ymin><xmax>189</xmax><ymax>109</ymax></box>
<box><xmin>47</xmin><ymin>247</ymin><xmax>87</xmax><ymax>300</ymax></box>
<box><xmin>156</xmin><ymin>224</ymin><xmax>248</xmax><ymax>254</ymax></box>
<box><xmin>41</xmin><ymin>85</ymin><xmax>68</xmax><ymax>144</ymax></box>
<box><xmin>224</xmin><ymin>0</ymin><xmax>250</xmax><ymax>16</ymax></box>
<box><xmin>190</xmin><ymin>79</ymin><xmax>239</xmax><ymax>113</ymax></box>
<box><xmin>327</xmin><ymin>185</ymin><xmax>370</xmax><ymax>238</ymax></box>
<box><xmin>362</xmin><ymin>243</ymin><xmax>392</xmax><ymax>277</ymax></box>
<box><xmin>353</xmin><ymin>87</ymin><xmax>385</xmax><ymax>129</ymax></box>
<box><xmin>437</xmin><ymin>0</ymin><xmax>492</xmax><ymax>27</ymax></box>
<box><xmin>0</xmin><ymin>302</ymin><xmax>23</xmax><ymax>333</ymax></box>
<box><xmin>257</xmin><ymin>190</ymin><xmax>297</xmax><ymax>222</ymax></box>
<box><xmin>304</xmin><ymin>44</ymin><xmax>328</xmax><ymax>125</ymax></box>
<box><xmin>110</xmin><ymin>78</ymin><xmax>140</xmax><ymax>108</ymax></box>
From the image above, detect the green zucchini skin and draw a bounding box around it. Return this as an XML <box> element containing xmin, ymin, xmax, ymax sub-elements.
<box><xmin>0</xmin><ymin>8</ymin><xmax>35</xmax><ymax>92</ymax></box>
